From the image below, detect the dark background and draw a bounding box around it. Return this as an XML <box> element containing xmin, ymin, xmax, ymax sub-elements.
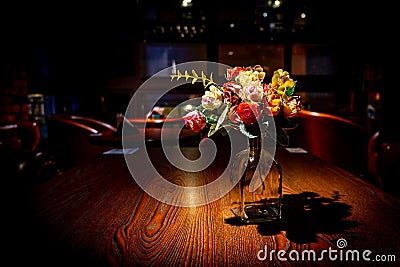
<box><xmin>2</xmin><ymin>0</ymin><xmax>395</xmax><ymax>139</ymax></box>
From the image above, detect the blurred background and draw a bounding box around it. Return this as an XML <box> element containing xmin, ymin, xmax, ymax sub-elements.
<box><xmin>1</xmin><ymin>1</ymin><xmax>397</xmax><ymax>193</ymax></box>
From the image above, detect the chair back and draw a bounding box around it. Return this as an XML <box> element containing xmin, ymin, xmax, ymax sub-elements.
<box><xmin>294</xmin><ymin>110</ymin><xmax>369</xmax><ymax>178</ymax></box>
<box><xmin>46</xmin><ymin>114</ymin><xmax>115</xmax><ymax>170</ymax></box>
<box><xmin>0</xmin><ymin>122</ymin><xmax>40</xmax><ymax>153</ymax></box>
<box><xmin>67</xmin><ymin>115</ymin><xmax>117</xmax><ymax>132</ymax></box>
<box><xmin>0</xmin><ymin>122</ymin><xmax>42</xmax><ymax>178</ymax></box>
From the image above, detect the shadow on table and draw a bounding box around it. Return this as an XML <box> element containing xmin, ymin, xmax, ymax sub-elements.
<box><xmin>225</xmin><ymin>191</ymin><xmax>360</xmax><ymax>244</ymax></box>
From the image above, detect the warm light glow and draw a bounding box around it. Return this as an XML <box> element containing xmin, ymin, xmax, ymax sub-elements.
<box><xmin>375</xmin><ymin>92</ymin><xmax>380</xmax><ymax>101</ymax></box>
<box><xmin>182</xmin><ymin>0</ymin><xmax>192</xmax><ymax>7</ymax></box>
<box><xmin>300</xmin><ymin>12</ymin><xmax>306</xmax><ymax>19</ymax></box>
<box><xmin>172</xmin><ymin>60</ymin><xmax>177</xmax><ymax>74</ymax></box>
<box><xmin>267</xmin><ymin>0</ymin><xmax>282</xmax><ymax>8</ymax></box>
<box><xmin>228</xmin><ymin>51</ymin><xmax>234</xmax><ymax>56</ymax></box>
<box><xmin>274</xmin><ymin>0</ymin><xmax>281</xmax><ymax>8</ymax></box>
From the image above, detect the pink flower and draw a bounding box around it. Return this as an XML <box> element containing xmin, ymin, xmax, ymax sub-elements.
<box><xmin>223</xmin><ymin>81</ymin><xmax>242</xmax><ymax>94</ymax></box>
<box><xmin>182</xmin><ymin>110</ymin><xmax>206</xmax><ymax>133</ymax></box>
<box><xmin>228</xmin><ymin>106</ymin><xmax>241</xmax><ymax>123</ymax></box>
<box><xmin>226</xmin><ymin>67</ymin><xmax>246</xmax><ymax>80</ymax></box>
<box><xmin>243</xmin><ymin>83</ymin><xmax>263</xmax><ymax>102</ymax></box>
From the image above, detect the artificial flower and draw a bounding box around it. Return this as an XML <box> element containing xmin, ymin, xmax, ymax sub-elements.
<box><xmin>171</xmin><ymin>65</ymin><xmax>301</xmax><ymax>146</ymax></box>
<box><xmin>182</xmin><ymin>110</ymin><xmax>206</xmax><ymax>133</ymax></box>
<box><xmin>236</xmin><ymin>101</ymin><xmax>262</xmax><ymax>124</ymax></box>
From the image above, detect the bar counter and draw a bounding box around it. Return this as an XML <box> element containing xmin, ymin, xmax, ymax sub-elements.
<box><xmin>30</xmin><ymin>142</ymin><xmax>400</xmax><ymax>266</ymax></box>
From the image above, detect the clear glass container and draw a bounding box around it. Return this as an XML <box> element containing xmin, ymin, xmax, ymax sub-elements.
<box><xmin>229</xmin><ymin>125</ymin><xmax>282</xmax><ymax>224</ymax></box>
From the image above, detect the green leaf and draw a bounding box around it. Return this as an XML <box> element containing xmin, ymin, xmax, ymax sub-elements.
<box><xmin>201</xmin><ymin>71</ymin><xmax>206</xmax><ymax>87</ymax></box>
<box><xmin>176</xmin><ymin>70</ymin><xmax>183</xmax><ymax>80</ymax></box>
<box><xmin>262</xmin><ymin>120</ymin><xmax>270</xmax><ymax>126</ymax></box>
<box><xmin>285</xmin><ymin>86</ymin><xmax>294</xmax><ymax>97</ymax></box>
<box><xmin>207</xmin><ymin>106</ymin><xmax>229</xmax><ymax>137</ymax></box>
<box><xmin>205</xmin><ymin>116</ymin><xmax>217</xmax><ymax>124</ymax></box>
<box><xmin>285</xmin><ymin>81</ymin><xmax>296</xmax><ymax>97</ymax></box>
<box><xmin>205</xmin><ymin>81</ymin><xmax>213</xmax><ymax>87</ymax></box>
<box><xmin>215</xmin><ymin>105</ymin><xmax>229</xmax><ymax>130</ymax></box>
<box><xmin>207</xmin><ymin>123</ymin><xmax>218</xmax><ymax>137</ymax></box>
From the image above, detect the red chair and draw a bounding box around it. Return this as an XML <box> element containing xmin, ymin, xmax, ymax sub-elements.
<box><xmin>293</xmin><ymin>110</ymin><xmax>370</xmax><ymax>178</ymax></box>
<box><xmin>0</xmin><ymin>122</ymin><xmax>43</xmax><ymax>179</ymax></box>
<box><xmin>45</xmin><ymin>114</ymin><xmax>116</xmax><ymax>171</ymax></box>
<box><xmin>0</xmin><ymin>122</ymin><xmax>41</xmax><ymax>153</ymax></box>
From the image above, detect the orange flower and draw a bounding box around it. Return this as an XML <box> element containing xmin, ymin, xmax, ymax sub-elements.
<box><xmin>283</xmin><ymin>96</ymin><xmax>302</xmax><ymax>118</ymax></box>
<box><xmin>263</xmin><ymin>94</ymin><xmax>282</xmax><ymax>116</ymax></box>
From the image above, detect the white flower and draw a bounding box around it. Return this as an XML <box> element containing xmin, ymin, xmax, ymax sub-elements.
<box><xmin>243</xmin><ymin>81</ymin><xmax>264</xmax><ymax>102</ymax></box>
<box><xmin>201</xmin><ymin>85</ymin><xmax>223</xmax><ymax>110</ymax></box>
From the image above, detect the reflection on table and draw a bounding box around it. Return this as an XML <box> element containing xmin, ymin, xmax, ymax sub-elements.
<box><xmin>89</xmin><ymin>127</ymin><xmax>201</xmax><ymax>148</ymax></box>
<box><xmin>31</xmin><ymin>138</ymin><xmax>400</xmax><ymax>266</ymax></box>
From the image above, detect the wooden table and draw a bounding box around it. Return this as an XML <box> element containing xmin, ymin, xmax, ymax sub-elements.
<box><xmin>88</xmin><ymin>128</ymin><xmax>201</xmax><ymax>148</ymax></box>
<box><xmin>30</xmin><ymin>142</ymin><xmax>400</xmax><ymax>266</ymax></box>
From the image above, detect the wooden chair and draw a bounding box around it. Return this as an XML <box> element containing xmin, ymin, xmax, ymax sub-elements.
<box><xmin>45</xmin><ymin>114</ymin><xmax>116</xmax><ymax>171</ymax></box>
<box><xmin>293</xmin><ymin>110</ymin><xmax>370</xmax><ymax>179</ymax></box>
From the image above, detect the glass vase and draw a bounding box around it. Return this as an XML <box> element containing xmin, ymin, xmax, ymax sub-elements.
<box><xmin>228</xmin><ymin>124</ymin><xmax>282</xmax><ymax>224</ymax></box>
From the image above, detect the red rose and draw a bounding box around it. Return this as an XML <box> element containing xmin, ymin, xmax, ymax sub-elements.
<box><xmin>223</xmin><ymin>82</ymin><xmax>242</xmax><ymax>106</ymax></box>
<box><xmin>182</xmin><ymin>110</ymin><xmax>206</xmax><ymax>133</ymax></box>
<box><xmin>236</xmin><ymin>101</ymin><xmax>261</xmax><ymax>125</ymax></box>
<box><xmin>223</xmin><ymin>81</ymin><xmax>242</xmax><ymax>94</ymax></box>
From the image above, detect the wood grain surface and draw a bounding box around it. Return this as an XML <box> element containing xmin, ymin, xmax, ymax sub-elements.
<box><xmin>31</xmin><ymin>145</ymin><xmax>400</xmax><ymax>266</ymax></box>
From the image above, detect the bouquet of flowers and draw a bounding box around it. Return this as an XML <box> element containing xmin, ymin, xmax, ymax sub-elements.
<box><xmin>171</xmin><ymin>65</ymin><xmax>302</xmax><ymax>146</ymax></box>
